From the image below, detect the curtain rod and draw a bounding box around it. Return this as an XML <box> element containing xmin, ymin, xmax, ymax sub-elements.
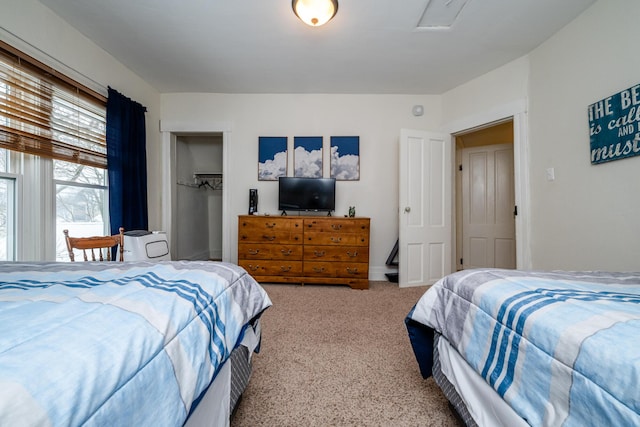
<box><xmin>0</xmin><ymin>26</ymin><xmax>108</xmax><ymax>98</ymax></box>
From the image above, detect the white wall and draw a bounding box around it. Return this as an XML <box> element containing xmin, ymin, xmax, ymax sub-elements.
<box><xmin>1</xmin><ymin>0</ymin><xmax>163</xmax><ymax>232</ymax></box>
<box><xmin>442</xmin><ymin>0</ymin><xmax>640</xmax><ymax>272</ymax></box>
<box><xmin>161</xmin><ymin>94</ymin><xmax>440</xmax><ymax>278</ymax></box>
<box><xmin>442</xmin><ymin>56</ymin><xmax>529</xmax><ymax>128</ymax></box>
<box><xmin>526</xmin><ymin>0</ymin><xmax>640</xmax><ymax>270</ymax></box>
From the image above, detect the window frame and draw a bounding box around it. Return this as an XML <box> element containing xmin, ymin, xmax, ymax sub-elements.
<box><xmin>0</xmin><ymin>171</ymin><xmax>18</xmax><ymax>260</ymax></box>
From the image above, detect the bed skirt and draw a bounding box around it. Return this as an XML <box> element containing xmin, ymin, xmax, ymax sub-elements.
<box><xmin>185</xmin><ymin>319</ymin><xmax>261</xmax><ymax>427</ymax></box>
<box><xmin>432</xmin><ymin>332</ymin><xmax>531</xmax><ymax>427</ymax></box>
<box><xmin>432</xmin><ymin>334</ymin><xmax>478</xmax><ymax>427</ymax></box>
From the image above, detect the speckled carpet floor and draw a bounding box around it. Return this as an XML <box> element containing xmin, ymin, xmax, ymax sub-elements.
<box><xmin>231</xmin><ymin>281</ymin><xmax>463</xmax><ymax>427</ymax></box>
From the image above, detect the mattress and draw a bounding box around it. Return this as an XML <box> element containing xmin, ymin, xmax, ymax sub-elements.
<box><xmin>0</xmin><ymin>261</ymin><xmax>271</xmax><ymax>427</ymax></box>
<box><xmin>406</xmin><ymin>268</ymin><xmax>640</xmax><ymax>426</ymax></box>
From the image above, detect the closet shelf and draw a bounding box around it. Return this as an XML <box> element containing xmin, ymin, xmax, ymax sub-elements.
<box><xmin>194</xmin><ymin>172</ymin><xmax>222</xmax><ymax>178</ymax></box>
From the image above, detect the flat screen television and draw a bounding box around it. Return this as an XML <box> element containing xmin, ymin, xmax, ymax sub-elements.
<box><xmin>278</xmin><ymin>177</ymin><xmax>336</xmax><ymax>214</ymax></box>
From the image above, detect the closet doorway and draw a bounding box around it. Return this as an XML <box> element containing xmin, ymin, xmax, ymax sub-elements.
<box><xmin>455</xmin><ymin>120</ymin><xmax>516</xmax><ymax>271</ymax></box>
<box><xmin>174</xmin><ymin>133</ymin><xmax>223</xmax><ymax>261</ymax></box>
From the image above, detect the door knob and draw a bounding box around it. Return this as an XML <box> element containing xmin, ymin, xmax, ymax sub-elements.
<box><xmin>404</xmin><ymin>206</ymin><xmax>411</xmax><ymax>213</ymax></box>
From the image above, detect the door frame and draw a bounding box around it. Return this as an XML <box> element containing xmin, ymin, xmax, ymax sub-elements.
<box><xmin>160</xmin><ymin>120</ymin><xmax>232</xmax><ymax>262</ymax></box>
<box><xmin>443</xmin><ymin>99</ymin><xmax>531</xmax><ymax>270</ymax></box>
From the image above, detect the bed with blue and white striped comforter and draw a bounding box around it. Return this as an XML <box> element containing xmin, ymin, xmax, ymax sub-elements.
<box><xmin>0</xmin><ymin>261</ymin><xmax>271</xmax><ymax>427</ymax></box>
<box><xmin>406</xmin><ymin>268</ymin><xmax>640</xmax><ymax>426</ymax></box>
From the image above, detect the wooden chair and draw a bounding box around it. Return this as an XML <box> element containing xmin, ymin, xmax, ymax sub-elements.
<box><xmin>64</xmin><ymin>227</ymin><xmax>125</xmax><ymax>262</ymax></box>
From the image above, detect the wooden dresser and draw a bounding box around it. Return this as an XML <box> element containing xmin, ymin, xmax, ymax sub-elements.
<box><xmin>238</xmin><ymin>215</ymin><xmax>370</xmax><ymax>289</ymax></box>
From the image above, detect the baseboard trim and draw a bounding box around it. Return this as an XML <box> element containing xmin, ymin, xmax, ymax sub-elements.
<box><xmin>369</xmin><ymin>265</ymin><xmax>398</xmax><ymax>282</ymax></box>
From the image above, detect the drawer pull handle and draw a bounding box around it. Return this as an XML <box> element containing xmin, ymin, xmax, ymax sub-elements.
<box><xmin>330</xmin><ymin>237</ymin><xmax>342</xmax><ymax>243</ymax></box>
<box><xmin>281</xmin><ymin>249</ymin><xmax>292</xmax><ymax>256</ymax></box>
<box><xmin>347</xmin><ymin>251</ymin><xmax>358</xmax><ymax>257</ymax></box>
<box><xmin>248</xmin><ymin>249</ymin><xmax>260</xmax><ymax>255</ymax></box>
<box><xmin>240</xmin><ymin>235</ymin><xmax>247</xmax><ymax>240</ymax></box>
<box><xmin>248</xmin><ymin>264</ymin><xmax>259</xmax><ymax>271</ymax></box>
<box><xmin>331</xmin><ymin>224</ymin><xmax>342</xmax><ymax>230</ymax></box>
<box><xmin>346</xmin><ymin>267</ymin><xmax>359</xmax><ymax>274</ymax></box>
<box><xmin>313</xmin><ymin>267</ymin><xmax>325</xmax><ymax>273</ymax></box>
<box><xmin>262</xmin><ymin>235</ymin><xmax>276</xmax><ymax>241</ymax></box>
<box><xmin>265</xmin><ymin>222</ymin><xmax>276</xmax><ymax>228</ymax></box>
<box><xmin>280</xmin><ymin>266</ymin><xmax>292</xmax><ymax>272</ymax></box>
<box><xmin>314</xmin><ymin>250</ymin><xmax>326</xmax><ymax>257</ymax></box>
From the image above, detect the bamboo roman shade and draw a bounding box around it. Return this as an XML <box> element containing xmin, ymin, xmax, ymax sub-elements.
<box><xmin>0</xmin><ymin>42</ymin><xmax>107</xmax><ymax>168</ymax></box>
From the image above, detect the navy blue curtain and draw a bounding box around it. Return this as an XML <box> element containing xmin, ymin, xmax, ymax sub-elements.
<box><xmin>106</xmin><ymin>87</ymin><xmax>148</xmax><ymax>235</ymax></box>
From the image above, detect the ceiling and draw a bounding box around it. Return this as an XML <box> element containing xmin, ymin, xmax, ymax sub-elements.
<box><xmin>37</xmin><ymin>0</ymin><xmax>596</xmax><ymax>95</ymax></box>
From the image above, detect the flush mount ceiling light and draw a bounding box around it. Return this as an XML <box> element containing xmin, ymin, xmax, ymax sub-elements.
<box><xmin>292</xmin><ymin>0</ymin><xmax>338</xmax><ymax>27</ymax></box>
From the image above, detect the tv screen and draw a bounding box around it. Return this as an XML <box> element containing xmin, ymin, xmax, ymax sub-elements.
<box><xmin>278</xmin><ymin>177</ymin><xmax>336</xmax><ymax>213</ymax></box>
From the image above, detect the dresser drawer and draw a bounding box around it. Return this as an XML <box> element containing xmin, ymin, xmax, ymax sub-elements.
<box><xmin>303</xmin><ymin>261</ymin><xmax>368</xmax><ymax>278</ymax></box>
<box><xmin>239</xmin><ymin>243</ymin><xmax>303</xmax><ymax>260</ymax></box>
<box><xmin>239</xmin><ymin>217</ymin><xmax>303</xmax><ymax>232</ymax></box>
<box><xmin>238</xmin><ymin>260</ymin><xmax>302</xmax><ymax>277</ymax></box>
<box><xmin>239</xmin><ymin>231</ymin><xmax>302</xmax><ymax>244</ymax></box>
<box><xmin>304</xmin><ymin>218</ymin><xmax>370</xmax><ymax>234</ymax></box>
<box><xmin>304</xmin><ymin>232</ymin><xmax>369</xmax><ymax>246</ymax></box>
<box><xmin>238</xmin><ymin>217</ymin><xmax>303</xmax><ymax>244</ymax></box>
<box><xmin>303</xmin><ymin>245</ymin><xmax>369</xmax><ymax>262</ymax></box>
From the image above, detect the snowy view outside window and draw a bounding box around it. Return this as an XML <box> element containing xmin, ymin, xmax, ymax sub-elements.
<box><xmin>55</xmin><ymin>160</ymin><xmax>108</xmax><ymax>261</ymax></box>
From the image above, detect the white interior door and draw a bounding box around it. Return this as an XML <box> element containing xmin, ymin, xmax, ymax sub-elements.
<box><xmin>461</xmin><ymin>143</ymin><xmax>515</xmax><ymax>269</ymax></box>
<box><xmin>399</xmin><ymin>129</ymin><xmax>452</xmax><ymax>287</ymax></box>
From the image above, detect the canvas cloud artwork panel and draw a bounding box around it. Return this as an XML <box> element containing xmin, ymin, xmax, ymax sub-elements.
<box><xmin>294</xmin><ymin>136</ymin><xmax>323</xmax><ymax>178</ymax></box>
<box><xmin>330</xmin><ymin>136</ymin><xmax>360</xmax><ymax>180</ymax></box>
<box><xmin>258</xmin><ymin>137</ymin><xmax>287</xmax><ymax>181</ymax></box>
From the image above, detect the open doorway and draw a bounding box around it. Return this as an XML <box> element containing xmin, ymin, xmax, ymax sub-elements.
<box><xmin>455</xmin><ymin>120</ymin><xmax>515</xmax><ymax>271</ymax></box>
<box><xmin>173</xmin><ymin>133</ymin><xmax>223</xmax><ymax>261</ymax></box>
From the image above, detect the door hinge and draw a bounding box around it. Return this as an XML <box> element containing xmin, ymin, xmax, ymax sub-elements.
<box><xmin>514</xmin><ymin>205</ymin><xmax>518</xmax><ymax>216</ymax></box>
<box><xmin>460</xmin><ymin>258</ymin><xmax>463</xmax><ymax>265</ymax></box>
<box><xmin>459</xmin><ymin>164</ymin><xmax>463</xmax><ymax>171</ymax></box>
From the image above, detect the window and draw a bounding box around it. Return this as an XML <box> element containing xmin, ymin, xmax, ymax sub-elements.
<box><xmin>54</xmin><ymin>160</ymin><xmax>108</xmax><ymax>261</ymax></box>
<box><xmin>0</xmin><ymin>149</ymin><xmax>16</xmax><ymax>260</ymax></box>
<box><xmin>0</xmin><ymin>42</ymin><xmax>107</xmax><ymax>261</ymax></box>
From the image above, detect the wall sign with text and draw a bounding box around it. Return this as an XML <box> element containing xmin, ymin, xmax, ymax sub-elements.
<box><xmin>588</xmin><ymin>83</ymin><xmax>640</xmax><ymax>164</ymax></box>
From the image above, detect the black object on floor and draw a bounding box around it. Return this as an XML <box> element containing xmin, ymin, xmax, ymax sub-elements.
<box><xmin>385</xmin><ymin>239</ymin><xmax>399</xmax><ymax>282</ymax></box>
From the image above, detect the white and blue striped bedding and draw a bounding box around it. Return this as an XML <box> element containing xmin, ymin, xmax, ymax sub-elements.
<box><xmin>0</xmin><ymin>261</ymin><xmax>271</xmax><ymax>427</ymax></box>
<box><xmin>407</xmin><ymin>269</ymin><xmax>640</xmax><ymax>426</ymax></box>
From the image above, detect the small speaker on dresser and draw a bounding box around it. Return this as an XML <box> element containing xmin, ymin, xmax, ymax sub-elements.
<box><xmin>248</xmin><ymin>189</ymin><xmax>258</xmax><ymax>215</ymax></box>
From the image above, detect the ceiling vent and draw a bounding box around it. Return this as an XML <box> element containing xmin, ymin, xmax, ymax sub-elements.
<box><xmin>417</xmin><ymin>0</ymin><xmax>470</xmax><ymax>29</ymax></box>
